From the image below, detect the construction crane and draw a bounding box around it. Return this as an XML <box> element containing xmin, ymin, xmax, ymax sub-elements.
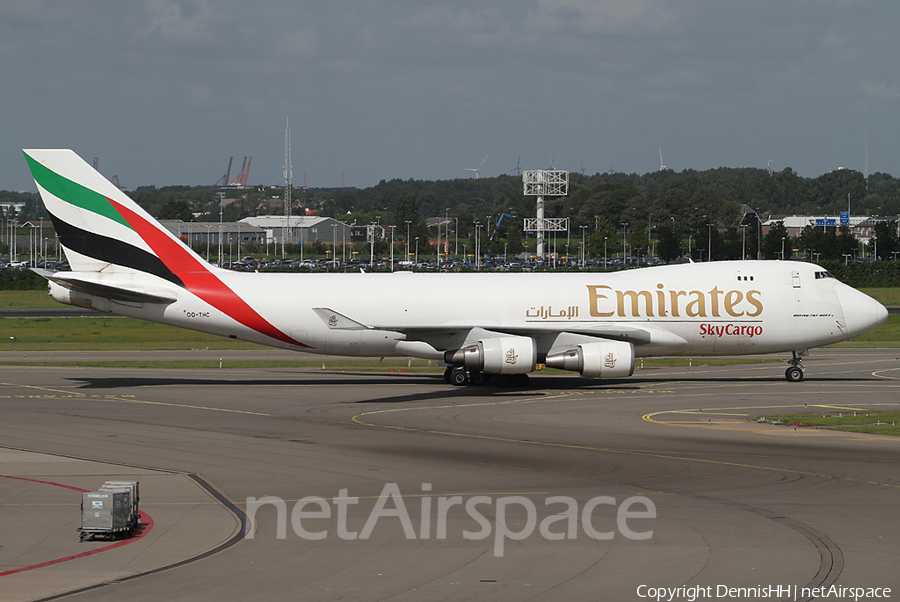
<box><xmin>214</xmin><ymin>157</ymin><xmax>233</xmax><ymax>187</ymax></box>
<box><xmin>228</xmin><ymin>157</ymin><xmax>252</xmax><ymax>187</ymax></box>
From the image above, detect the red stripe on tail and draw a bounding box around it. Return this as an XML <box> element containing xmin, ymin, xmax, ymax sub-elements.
<box><xmin>109</xmin><ymin>199</ymin><xmax>310</xmax><ymax>348</ymax></box>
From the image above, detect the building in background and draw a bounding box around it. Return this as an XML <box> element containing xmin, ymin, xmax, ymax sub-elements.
<box><xmin>239</xmin><ymin>216</ymin><xmax>353</xmax><ymax>245</ymax></box>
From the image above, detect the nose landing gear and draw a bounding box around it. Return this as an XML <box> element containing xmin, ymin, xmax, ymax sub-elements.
<box><xmin>785</xmin><ymin>350</ymin><xmax>807</xmax><ymax>382</ymax></box>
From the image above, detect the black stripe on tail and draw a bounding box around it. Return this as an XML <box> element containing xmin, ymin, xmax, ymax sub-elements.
<box><xmin>48</xmin><ymin>211</ymin><xmax>185</xmax><ymax>288</ymax></box>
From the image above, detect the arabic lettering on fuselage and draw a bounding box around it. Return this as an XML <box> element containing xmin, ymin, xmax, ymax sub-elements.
<box><xmin>525</xmin><ymin>306</ymin><xmax>580</xmax><ymax>320</ymax></box>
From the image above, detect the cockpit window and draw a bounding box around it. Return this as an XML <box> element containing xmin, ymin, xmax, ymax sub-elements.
<box><xmin>815</xmin><ymin>271</ymin><xmax>836</xmax><ymax>279</ymax></box>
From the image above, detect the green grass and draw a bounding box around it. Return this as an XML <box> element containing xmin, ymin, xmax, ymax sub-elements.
<box><xmin>859</xmin><ymin>288</ymin><xmax>900</xmax><ymax>306</ymax></box>
<box><xmin>828</xmin><ymin>314</ymin><xmax>900</xmax><ymax>348</ymax></box>
<box><xmin>0</xmin><ymin>317</ymin><xmax>266</xmax><ymax>350</ymax></box>
<box><xmin>755</xmin><ymin>411</ymin><xmax>900</xmax><ymax>436</ymax></box>
<box><xmin>0</xmin><ymin>290</ymin><xmax>59</xmax><ymax>308</ymax></box>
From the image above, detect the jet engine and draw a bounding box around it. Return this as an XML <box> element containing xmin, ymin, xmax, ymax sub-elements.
<box><xmin>445</xmin><ymin>335</ymin><xmax>537</xmax><ymax>374</ymax></box>
<box><xmin>544</xmin><ymin>340</ymin><xmax>635</xmax><ymax>378</ymax></box>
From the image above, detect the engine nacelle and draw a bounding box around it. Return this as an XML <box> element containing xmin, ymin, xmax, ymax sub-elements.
<box><xmin>544</xmin><ymin>340</ymin><xmax>635</xmax><ymax>378</ymax></box>
<box><xmin>48</xmin><ymin>281</ymin><xmax>93</xmax><ymax>310</ymax></box>
<box><xmin>445</xmin><ymin>335</ymin><xmax>537</xmax><ymax>374</ymax></box>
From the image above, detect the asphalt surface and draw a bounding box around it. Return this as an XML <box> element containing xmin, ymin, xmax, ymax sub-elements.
<box><xmin>0</xmin><ymin>349</ymin><xmax>898</xmax><ymax>601</ymax></box>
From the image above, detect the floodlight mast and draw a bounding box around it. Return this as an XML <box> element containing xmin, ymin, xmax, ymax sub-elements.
<box><xmin>523</xmin><ymin>170</ymin><xmax>569</xmax><ymax>261</ymax></box>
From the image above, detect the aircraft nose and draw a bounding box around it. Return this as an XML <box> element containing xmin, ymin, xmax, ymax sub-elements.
<box><xmin>836</xmin><ymin>285</ymin><xmax>888</xmax><ymax>338</ymax></box>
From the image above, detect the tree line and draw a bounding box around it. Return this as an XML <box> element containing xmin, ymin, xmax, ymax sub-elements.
<box><xmin>4</xmin><ymin>163</ymin><xmax>898</xmax><ymax>262</ymax></box>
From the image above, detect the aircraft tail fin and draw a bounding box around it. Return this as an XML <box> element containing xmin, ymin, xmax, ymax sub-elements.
<box><xmin>23</xmin><ymin>149</ymin><xmax>201</xmax><ymax>286</ymax></box>
<box><xmin>24</xmin><ymin>149</ymin><xmax>311</xmax><ymax>349</ymax></box>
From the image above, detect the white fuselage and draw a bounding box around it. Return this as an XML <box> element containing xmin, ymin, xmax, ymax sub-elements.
<box><xmin>86</xmin><ymin>260</ymin><xmax>886</xmax><ymax>363</ymax></box>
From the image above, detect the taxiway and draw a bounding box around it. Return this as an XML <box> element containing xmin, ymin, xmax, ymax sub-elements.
<box><xmin>0</xmin><ymin>348</ymin><xmax>898</xmax><ymax>601</ymax></box>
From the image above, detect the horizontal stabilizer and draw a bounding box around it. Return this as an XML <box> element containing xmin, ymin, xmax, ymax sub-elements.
<box><xmin>34</xmin><ymin>269</ymin><xmax>177</xmax><ymax>304</ymax></box>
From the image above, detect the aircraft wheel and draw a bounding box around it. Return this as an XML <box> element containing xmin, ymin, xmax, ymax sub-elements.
<box><xmin>511</xmin><ymin>374</ymin><xmax>529</xmax><ymax>387</ymax></box>
<box><xmin>450</xmin><ymin>367</ymin><xmax>469</xmax><ymax>386</ymax></box>
<box><xmin>469</xmin><ymin>371</ymin><xmax>487</xmax><ymax>386</ymax></box>
<box><xmin>785</xmin><ymin>366</ymin><xmax>804</xmax><ymax>382</ymax></box>
<box><xmin>443</xmin><ymin>366</ymin><xmax>453</xmax><ymax>383</ymax></box>
<box><xmin>495</xmin><ymin>374</ymin><xmax>511</xmax><ymax>387</ymax></box>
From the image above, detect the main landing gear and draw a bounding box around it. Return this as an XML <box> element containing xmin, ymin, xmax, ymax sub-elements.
<box><xmin>785</xmin><ymin>350</ymin><xmax>807</xmax><ymax>382</ymax></box>
<box><xmin>443</xmin><ymin>366</ymin><xmax>529</xmax><ymax>387</ymax></box>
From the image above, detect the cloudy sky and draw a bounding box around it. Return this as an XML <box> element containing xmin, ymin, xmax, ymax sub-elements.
<box><xmin>2</xmin><ymin>1</ymin><xmax>898</xmax><ymax>192</ymax></box>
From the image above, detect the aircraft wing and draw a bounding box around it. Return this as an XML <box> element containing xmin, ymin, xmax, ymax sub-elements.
<box><xmin>313</xmin><ymin>307</ymin><xmax>652</xmax><ymax>345</ymax></box>
<box><xmin>385</xmin><ymin>324</ymin><xmax>652</xmax><ymax>346</ymax></box>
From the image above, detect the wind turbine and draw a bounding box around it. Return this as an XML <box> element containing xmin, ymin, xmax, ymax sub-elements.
<box><xmin>464</xmin><ymin>155</ymin><xmax>488</xmax><ymax>179</ymax></box>
<box><xmin>511</xmin><ymin>155</ymin><xmax>522</xmax><ymax>176</ymax></box>
<box><xmin>659</xmin><ymin>147</ymin><xmax>666</xmax><ymax>171</ymax></box>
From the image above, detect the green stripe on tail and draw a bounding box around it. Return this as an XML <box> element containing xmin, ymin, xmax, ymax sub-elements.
<box><xmin>23</xmin><ymin>152</ymin><xmax>132</xmax><ymax>230</ymax></box>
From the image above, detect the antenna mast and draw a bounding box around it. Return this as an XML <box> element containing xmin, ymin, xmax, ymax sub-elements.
<box><xmin>865</xmin><ymin>131</ymin><xmax>869</xmax><ymax>188</ymax></box>
<box><xmin>283</xmin><ymin>118</ymin><xmax>292</xmax><ymax>259</ymax></box>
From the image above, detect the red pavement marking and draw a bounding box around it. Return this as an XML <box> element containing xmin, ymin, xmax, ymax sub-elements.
<box><xmin>0</xmin><ymin>474</ymin><xmax>154</xmax><ymax>577</ymax></box>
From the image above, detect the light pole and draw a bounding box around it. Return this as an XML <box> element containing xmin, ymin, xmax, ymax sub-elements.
<box><xmin>604</xmin><ymin>236</ymin><xmax>608</xmax><ymax>269</ymax></box>
<box><xmin>436</xmin><ymin>220</ymin><xmax>440</xmax><ymax>266</ymax></box>
<box><xmin>474</xmin><ymin>222</ymin><xmax>482</xmax><ymax>270</ymax></box>
<box><xmin>621</xmin><ymin>222</ymin><xmax>628</xmax><ymax>265</ymax></box>
<box><xmin>580</xmin><ymin>225</ymin><xmax>587</xmax><ymax>268</ymax></box>
<box><xmin>415</xmin><ymin>236</ymin><xmax>419</xmax><ymax>267</ymax></box>
<box><xmin>781</xmin><ymin>237</ymin><xmax>786</xmax><ymax>260</ymax></box>
<box><xmin>405</xmin><ymin>220</ymin><xmax>411</xmax><ymax>261</ymax></box>
<box><xmin>707</xmin><ymin>223</ymin><xmax>713</xmax><ymax>262</ymax></box>
<box><xmin>741</xmin><ymin>225</ymin><xmax>746</xmax><ymax>260</ymax></box>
